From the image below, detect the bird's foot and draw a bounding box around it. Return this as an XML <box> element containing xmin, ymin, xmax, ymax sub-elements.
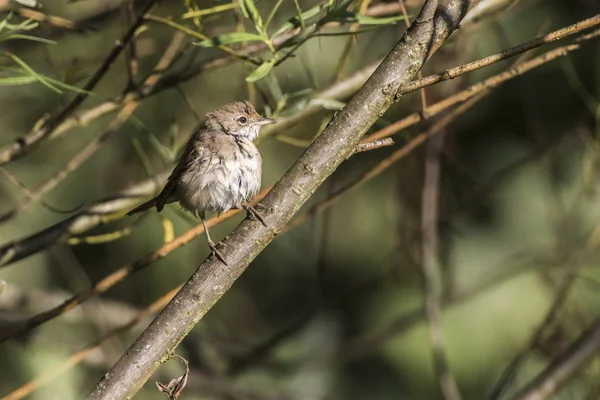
<box><xmin>243</xmin><ymin>204</ymin><xmax>268</xmax><ymax>227</ymax></box>
<box><xmin>208</xmin><ymin>240</ymin><xmax>228</xmax><ymax>266</ymax></box>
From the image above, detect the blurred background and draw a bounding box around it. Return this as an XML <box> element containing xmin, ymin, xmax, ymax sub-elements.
<box><xmin>0</xmin><ymin>0</ymin><xmax>599</xmax><ymax>399</ymax></box>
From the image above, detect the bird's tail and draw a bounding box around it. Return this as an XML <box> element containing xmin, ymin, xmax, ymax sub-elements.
<box><xmin>127</xmin><ymin>197</ymin><xmax>158</xmax><ymax>216</ymax></box>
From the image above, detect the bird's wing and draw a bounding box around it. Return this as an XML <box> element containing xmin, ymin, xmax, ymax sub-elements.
<box><xmin>156</xmin><ymin>129</ymin><xmax>216</xmax><ymax>211</ymax></box>
<box><xmin>155</xmin><ymin>145</ymin><xmax>193</xmax><ymax>212</ymax></box>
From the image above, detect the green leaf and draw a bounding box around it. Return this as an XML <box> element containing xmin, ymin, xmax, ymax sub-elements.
<box><xmin>238</xmin><ymin>0</ymin><xmax>249</xmax><ymax>18</ymax></box>
<box><xmin>0</xmin><ymin>33</ymin><xmax>56</xmax><ymax>44</ymax></box>
<box><xmin>242</xmin><ymin>0</ymin><xmax>263</xmax><ymax>31</ymax></box>
<box><xmin>0</xmin><ymin>13</ymin><xmax>11</xmax><ymax>34</ymax></box>
<box><xmin>195</xmin><ymin>32</ymin><xmax>265</xmax><ymax>47</ymax></box>
<box><xmin>0</xmin><ymin>75</ymin><xmax>37</xmax><ymax>85</ymax></box>
<box><xmin>246</xmin><ymin>60</ymin><xmax>275</xmax><ymax>82</ymax></box>
<box><xmin>272</xmin><ymin>3</ymin><xmax>326</xmax><ymax>37</ymax></box>
<box><xmin>293</xmin><ymin>0</ymin><xmax>304</xmax><ymax>30</ymax></box>
<box><xmin>6</xmin><ymin>52</ymin><xmax>62</xmax><ymax>94</ymax></box>
<box><xmin>44</xmin><ymin>76</ymin><xmax>92</xmax><ymax>94</ymax></box>
<box><xmin>6</xmin><ymin>18</ymin><xmax>39</xmax><ymax>32</ymax></box>
<box><xmin>0</xmin><ymin>68</ymin><xmax>91</xmax><ymax>93</ymax></box>
<box><xmin>353</xmin><ymin>13</ymin><xmax>409</xmax><ymax>25</ymax></box>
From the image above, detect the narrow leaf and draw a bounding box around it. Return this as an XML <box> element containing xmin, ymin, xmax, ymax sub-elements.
<box><xmin>6</xmin><ymin>53</ymin><xmax>62</xmax><ymax>93</ymax></box>
<box><xmin>353</xmin><ymin>13</ymin><xmax>409</xmax><ymax>25</ymax></box>
<box><xmin>0</xmin><ymin>66</ymin><xmax>90</xmax><ymax>93</ymax></box>
<box><xmin>195</xmin><ymin>32</ymin><xmax>265</xmax><ymax>47</ymax></box>
<box><xmin>292</xmin><ymin>0</ymin><xmax>305</xmax><ymax>30</ymax></box>
<box><xmin>0</xmin><ymin>75</ymin><xmax>37</xmax><ymax>85</ymax></box>
<box><xmin>0</xmin><ymin>33</ymin><xmax>56</xmax><ymax>44</ymax></box>
<box><xmin>242</xmin><ymin>0</ymin><xmax>263</xmax><ymax>31</ymax></box>
<box><xmin>0</xmin><ymin>14</ymin><xmax>11</xmax><ymax>34</ymax></box>
<box><xmin>272</xmin><ymin>3</ymin><xmax>325</xmax><ymax>37</ymax></box>
<box><xmin>238</xmin><ymin>0</ymin><xmax>249</xmax><ymax>18</ymax></box>
<box><xmin>246</xmin><ymin>60</ymin><xmax>275</xmax><ymax>82</ymax></box>
<box><xmin>45</xmin><ymin>76</ymin><xmax>92</xmax><ymax>94</ymax></box>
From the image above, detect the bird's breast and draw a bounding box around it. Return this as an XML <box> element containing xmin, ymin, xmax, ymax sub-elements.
<box><xmin>176</xmin><ymin>139</ymin><xmax>262</xmax><ymax>214</ymax></box>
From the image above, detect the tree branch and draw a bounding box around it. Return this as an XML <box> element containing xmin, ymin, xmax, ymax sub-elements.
<box><xmin>88</xmin><ymin>1</ymin><xmax>480</xmax><ymax>398</ymax></box>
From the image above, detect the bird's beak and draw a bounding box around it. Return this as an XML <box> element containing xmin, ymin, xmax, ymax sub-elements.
<box><xmin>257</xmin><ymin>117</ymin><xmax>276</xmax><ymax>125</ymax></box>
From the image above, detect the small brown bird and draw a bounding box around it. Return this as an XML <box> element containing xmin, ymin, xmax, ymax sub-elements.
<box><xmin>127</xmin><ymin>101</ymin><xmax>275</xmax><ymax>265</ymax></box>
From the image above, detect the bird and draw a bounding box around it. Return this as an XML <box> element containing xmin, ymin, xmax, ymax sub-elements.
<box><xmin>127</xmin><ymin>101</ymin><xmax>275</xmax><ymax>265</ymax></box>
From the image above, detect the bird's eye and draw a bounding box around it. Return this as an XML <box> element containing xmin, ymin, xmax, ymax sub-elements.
<box><xmin>237</xmin><ymin>116</ymin><xmax>248</xmax><ymax>124</ymax></box>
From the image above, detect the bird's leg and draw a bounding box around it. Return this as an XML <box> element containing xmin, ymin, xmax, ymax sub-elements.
<box><xmin>201</xmin><ymin>212</ymin><xmax>228</xmax><ymax>266</ymax></box>
<box><xmin>242</xmin><ymin>204</ymin><xmax>268</xmax><ymax>227</ymax></box>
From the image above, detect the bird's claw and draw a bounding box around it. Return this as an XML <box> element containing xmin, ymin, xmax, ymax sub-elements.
<box><xmin>208</xmin><ymin>240</ymin><xmax>228</xmax><ymax>266</ymax></box>
<box><xmin>243</xmin><ymin>205</ymin><xmax>268</xmax><ymax>227</ymax></box>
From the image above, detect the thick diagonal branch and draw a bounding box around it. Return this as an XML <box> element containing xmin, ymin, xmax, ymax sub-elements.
<box><xmin>88</xmin><ymin>1</ymin><xmax>480</xmax><ymax>398</ymax></box>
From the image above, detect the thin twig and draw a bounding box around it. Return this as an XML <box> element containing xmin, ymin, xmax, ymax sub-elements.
<box><xmin>0</xmin><ymin>283</ymin><xmax>140</xmax><ymax>329</ymax></box>
<box><xmin>397</xmin><ymin>0</ymin><xmax>428</xmax><ymax>110</ymax></box>
<box><xmin>421</xmin><ymin>132</ymin><xmax>462</xmax><ymax>400</ymax></box>
<box><xmin>14</xmin><ymin>8</ymin><xmax>81</xmax><ymax>31</ymax></box>
<box><xmin>509</xmin><ymin>318</ymin><xmax>600</xmax><ymax>400</ymax></box>
<box><xmin>362</xmin><ymin>27</ymin><xmax>600</xmax><ymax>144</ymax></box>
<box><xmin>0</xmin><ymin>0</ymin><xmax>159</xmax><ymax>166</ymax></box>
<box><xmin>124</xmin><ymin>0</ymin><xmax>139</xmax><ymax>87</ymax></box>
<box><xmin>350</xmin><ymin>138</ymin><xmax>395</xmax><ymax>156</ymax></box>
<box><xmin>489</xmin><ymin>250</ymin><xmax>581</xmax><ymax>400</ymax></box>
<box><xmin>399</xmin><ymin>14</ymin><xmax>600</xmax><ymax>95</ymax></box>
